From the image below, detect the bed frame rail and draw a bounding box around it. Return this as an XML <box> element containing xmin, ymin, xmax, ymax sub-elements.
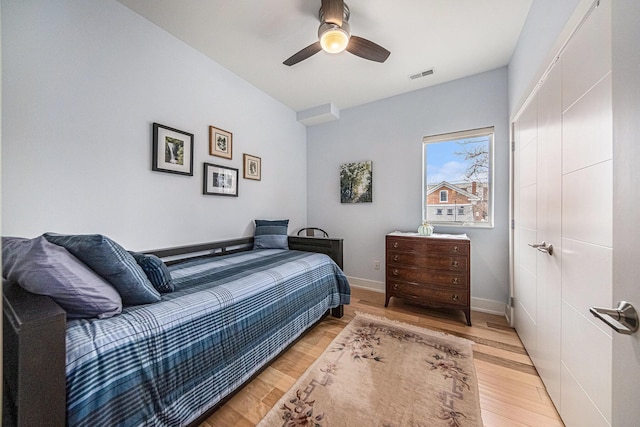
<box><xmin>145</xmin><ymin>236</ymin><xmax>344</xmax><ymax>270</ymax></box>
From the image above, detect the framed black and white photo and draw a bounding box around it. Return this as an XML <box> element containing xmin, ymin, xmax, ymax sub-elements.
<box><xmin>203</xmin><ymin>163</ymin><xmax>238</xmax><ymax>197</ymax></box>
<box><xmin>209</xmin><ymin>126</ymin><xmax>233</xmax><ymax>159</ymax></box>
<box><xmin>243</xmin><ymin>153</ymin><xmax>261</xmax><ymax>181</ymax></box>
<box><xmin>152</xmin><ymin>123</ymin><xmax>194</xmax><ymax>176</ymax></box>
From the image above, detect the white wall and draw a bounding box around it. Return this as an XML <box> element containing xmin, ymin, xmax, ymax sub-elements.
<box><xmin>1</xmin><ymin>0</ymin><xmax>307</xmax><ymax>250</ymax></box>
<box><xmin>307</xmin><ymin>68</ymin><xmax>510</xmax><ymax>307</ymax></box>
<box><xmin>508</xmin><ymin>0</ymin><xmax>588</xmax><ymax>116</ymax></box>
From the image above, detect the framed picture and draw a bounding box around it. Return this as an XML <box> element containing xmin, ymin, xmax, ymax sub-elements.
<box><xmin>209</xmin><ymin>126</ymin><xmax>232</xmax><ymax>159</ymax></box>
<box><xmin>243</xmin><ymin>154</ymin><xmax>261</xmax><ymax>180</ymax></box>
<box><xmin>340</xmin><ymin>161</ymin><xmax>373</xmax><ymax>203</ymax></box>
<box><xmin>152</xmin><ymin>123</ymin><xmax>194</xmax><ymax>176</ymax></box>
<box><xmin>203</xmin><ymin>163</ymin><xmax>238</xmax><ymax>197</ymax></box>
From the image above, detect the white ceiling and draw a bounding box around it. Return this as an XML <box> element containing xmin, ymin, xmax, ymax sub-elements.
<box><xmin>117</xmin><ymin>0</ymin><xmax>532</xmax><ymax>114</ymax></box>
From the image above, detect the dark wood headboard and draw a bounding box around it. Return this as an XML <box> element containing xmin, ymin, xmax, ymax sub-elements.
<box><xmin>2</xmin><ymin>235</ymin><xmax>344</xmax><ymax>427</ymax></box>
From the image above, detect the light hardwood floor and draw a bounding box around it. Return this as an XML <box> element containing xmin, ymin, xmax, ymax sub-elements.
<box><xmin>200</xmin><ymin>287</ymin><xmax>564</xmax><ymax>427</ymax></box>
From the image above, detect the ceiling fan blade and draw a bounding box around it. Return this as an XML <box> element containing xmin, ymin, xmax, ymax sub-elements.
<box><xmin>283</xmin><ymin>41</ymin><xmax>322</xmax><ymax>66</ymax></box>
<box><xmin>321</xmin><ymin>0</ymin><xmax>343</xmax><ymax>26</ymax></box>
<box><xmin>346</xmin><ymin>35</ymin><xmax>390</xmax><ymax>63</ymax></box>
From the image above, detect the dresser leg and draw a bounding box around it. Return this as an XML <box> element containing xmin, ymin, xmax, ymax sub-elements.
<box><xmin>384</xmin><ymin>295</ymin><xmax>390</xmax><ymax>307</ymax></box>
<box><xmin>464</xmin><ymin>309</ymin><xmax>472</xmax><ymax>326</ymax></box>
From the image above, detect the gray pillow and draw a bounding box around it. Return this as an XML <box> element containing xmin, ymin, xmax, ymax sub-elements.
<box><xmin>2</xmin><ymin>236</ymin><xmax>122</xmax><ymax>319</ymax></box>
<box><xmin>130</xmin><ymin>252</ymin><xmax>174</xmax><ymax>293</ymax></box>
<box><xmin>44</xmin><ymin>233</ymin><xmax>161</xmax><ymax>305</ymax></box>
<box><xmin>253</xmin><ymin>219</ymin><xmax>289</xmax><ymax>249</ymax></box>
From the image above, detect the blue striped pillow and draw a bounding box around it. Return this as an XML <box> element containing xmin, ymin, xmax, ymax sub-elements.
<box><xmin>253</xmin><ymin>219</ymin><xmax>289</xmax><ymax>249</ymax></box>
<box><xmin>44</xmin><ymin>233</ymin><xmax>161</xmax><ymax>305</ymax></box>
<box><xmin>130</xmin><ymin>252</ymin><xmax>174</xmax><ymax>293</ymax></box>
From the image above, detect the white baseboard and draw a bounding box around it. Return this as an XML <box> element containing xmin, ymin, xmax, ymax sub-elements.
<box><xmin>347</xmin><ymin>276</ymin><xmax>385</xmax><ymax>293</ymax></box>
<box><xmin>470</xmin><ymin>297</ymin><xmax>509</xmax><ymax>316</ymax></box>
<box><xmin>347</xmin><ymin>276</ymin><xmax>507</xmax><ymax>317</ymax></box>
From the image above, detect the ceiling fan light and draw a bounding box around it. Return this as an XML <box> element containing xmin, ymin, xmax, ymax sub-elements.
<box><xmin>320</xmin><ymin>28</ymin><xmax>349</xmax><ymax>53</ymax></box>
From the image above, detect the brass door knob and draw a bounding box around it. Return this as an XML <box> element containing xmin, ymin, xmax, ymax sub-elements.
<box><xmin>452</xmin><ymin>277</ymin><xmax>459</xmax><ymax>284</ymax></box>
<box><xmin>392</xmin><ymin>269</ymin><xmax>399</xmax><ymax>276</ymax></box>
<box><xmin>452</xmin><ymin>294</ymin><xmax>460</xmax><ymax>301</ymax></box>
<box><xmin>393</xmin><ymin>242</ymin><xmax>399</xmax><ymax>248</ymax></box>
<box><xmin>452</xmin><ymin>260</ymin><xmax>459</xmax><ymax>267</ymax></box>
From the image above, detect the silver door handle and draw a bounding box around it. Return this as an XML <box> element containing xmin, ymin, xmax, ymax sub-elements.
<box><xmin>590</xmin><ymin>301</ymin><xmax>638</xmax><ymax>334</ymax></box>
<box><xmin>528</xmin><ymin>241</ymin><xmax>554</xmax><ymax>255</ymax></box>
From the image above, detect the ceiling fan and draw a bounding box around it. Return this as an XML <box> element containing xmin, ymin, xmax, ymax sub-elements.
<box><xmin>283</xmin><ymin>0</ymin><xmax>390</xmax><ymax>66</ymax></box>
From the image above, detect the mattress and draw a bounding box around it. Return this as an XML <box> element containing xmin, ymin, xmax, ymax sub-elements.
<box><xmin>64</xmin><ymin>249</ymin><xmax>350</xmax><ymax>426</ymax></box>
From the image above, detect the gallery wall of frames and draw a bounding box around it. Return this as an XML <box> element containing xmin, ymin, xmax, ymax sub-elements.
<box><xmin>152</xmin><ymin>122</ymin><xmax>262</xmax><ymax>198</ymax></box>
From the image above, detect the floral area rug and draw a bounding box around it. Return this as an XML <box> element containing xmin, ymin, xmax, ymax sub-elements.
<box><xmin>257</xmin><ymin>312</ymin><xmax>483</xmax><ymax>427</ymax></box>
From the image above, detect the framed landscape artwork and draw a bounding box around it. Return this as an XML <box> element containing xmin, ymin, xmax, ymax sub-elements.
<box><xmin>152</xmin><ymin>123</ymin><xmax>194</xmax><ymax>176</ymax></box>
<box><xmin>203</xmin><ymin>163</ymin><xmax>238</xmax><ymax>197</ymax></box>
<box><xmin>243</xmin><ymin>154</ymin><xmax>261</xmax><ymax>180</ymax></box>
<box><xmin>340</xmin><ymin>161</ymin><xmax>372</xmax><ymax>203</ymax></box>
<box><xmin>209</xmin><ymin>126</ymin><xmax>232</xmax><ymax>159</ymax></box>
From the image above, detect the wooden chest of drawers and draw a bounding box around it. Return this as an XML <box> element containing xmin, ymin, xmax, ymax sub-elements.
<box><xmin>385</xmin><ymin>233</ymin><xmax>471</xmax><ymax>325</ymax></box>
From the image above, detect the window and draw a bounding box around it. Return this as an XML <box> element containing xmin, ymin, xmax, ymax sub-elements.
<box><xmin>422</xmin><ymin>127</ymin><xmax>494</xmax><ymax>227</ymax></box>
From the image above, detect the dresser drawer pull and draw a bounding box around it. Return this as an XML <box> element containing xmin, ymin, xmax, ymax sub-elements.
<box><xmin>393</xmin><ymin>242</ymin><xmax>399</xmax><ymax>248</ymax></box>
<box><xmin>452</xmin><ymin>277</ymin><xmax>459</xmax><ymax>284</ymax></box>
<box><xmin>393</xmin><ymin>255</ymin><xmax>399</xmax><ymax>261</ymax></box>
<box><xmin>453</xmin><ymin>246</ymin><xmax>459</xmax><ymax>253</ymax></box>
<box><xmin>393</xmin><ymin>284</ymin><xmax>399</xmax><ymax>291</ymax></box>
<box><xmin>392</xmin><ymin>269</ymin><xmax>399</xmax><ymax>276</ymax></box>
<box><xmin>452</xmin><ymin>294</ymin><xmax>460</xmax><ymax>302</ymax></box>
<box><xmin>452</xmin><ymin>260</ymin><xmax>459</xmax><ymax>268</ymax></box>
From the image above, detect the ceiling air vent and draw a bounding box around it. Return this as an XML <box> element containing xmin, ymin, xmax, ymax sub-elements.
<box><xmin>409</xmin><ymin>68</ymin><xmax>434</xmax><ymax>80</ymax></box>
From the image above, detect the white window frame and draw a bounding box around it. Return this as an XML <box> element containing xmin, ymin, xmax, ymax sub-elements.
<box><xmin>422</xmin><ymin>127</ymin><xmax>494</xmax><ymax>228</ymax></box>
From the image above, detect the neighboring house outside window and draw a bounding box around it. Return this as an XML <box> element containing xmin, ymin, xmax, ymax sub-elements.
<box><xmin>440</xmin><ymin>190</ymin><xmax>448</xmax><ymax>202</ymax></box>
<box><xmin>424</xmin><ymin>181</ymin><xmax>479</xmax><ymax>223</ymax></box>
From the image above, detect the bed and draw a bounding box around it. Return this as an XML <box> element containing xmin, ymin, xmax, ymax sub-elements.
<box><xmin>2</xmin><ymin>235</ymin><xmax>349</xmax><ymax>427</ymax></box>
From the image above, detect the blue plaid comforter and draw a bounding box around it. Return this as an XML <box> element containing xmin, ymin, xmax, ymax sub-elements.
<box><xmin>64</xmin><ymin>249</ymin><xmax>350</xmax><ymax>426</ymax></box>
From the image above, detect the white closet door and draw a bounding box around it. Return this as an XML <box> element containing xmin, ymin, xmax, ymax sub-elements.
<box><xmin>560</xmin><ymin>0</ymin><xmax>613</xmax><ymax>424</ymax></box>
<box><xmin>535</xmin><ymin>62</ymin><xmax>562</xmax><ymax>407</ymax></box>
<box><xmin>513</xmin><ymin>61</ymin><xmax>563</xmax><ymax>410</ymax></box>
<box><xmin>514</xmin><ymin>93</ymin><xmax>538</xmax><ymax>364</ymax></box>
<box><xmin>513</xmin><ymin>1</ymin><xmax>614</xmax><ymax>424</ymax></box>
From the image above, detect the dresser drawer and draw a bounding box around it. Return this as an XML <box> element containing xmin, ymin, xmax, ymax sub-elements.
<box><xmin>387</xmin><ymin>281</ymin><xmax>469</xmax><ymax>307</ymax></box>
<box><xmin>387</xmin><ymin>252</ymin><xmax>468</xmax><ymax>271</ymax></box>
<box><xmin>386</xmin><ymin>265</ymin><xmax>467</xmax><ymax>288</ymax></box>
<box><xmin>386</xmin><ymin>238</ymin><xmax>469</xmax><ymax>256</ymax></box>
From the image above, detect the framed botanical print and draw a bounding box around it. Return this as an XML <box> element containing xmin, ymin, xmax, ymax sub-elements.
<box><xmin>243</xmin><ymin>154</ymin><xmax>261</xmax><ymax>181</ymax></box>
<box><xmin>203</xmin><ymin>163</ymin><xmax>238</xmax><ymax>197</ymax></box>
<box><xmin>209</xmin><ymin>126</ymin><xmax>232</xmax><ymax>159</ymax></box>
<box><xmin>152</xmin><ymin>123</ymin><xmax>194</xmax><ymax>176</ymax></box>
<box><xmin>340</xmin><ymin>161</ymin><xmax>372</xmax><ymax>203</ymax></box>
